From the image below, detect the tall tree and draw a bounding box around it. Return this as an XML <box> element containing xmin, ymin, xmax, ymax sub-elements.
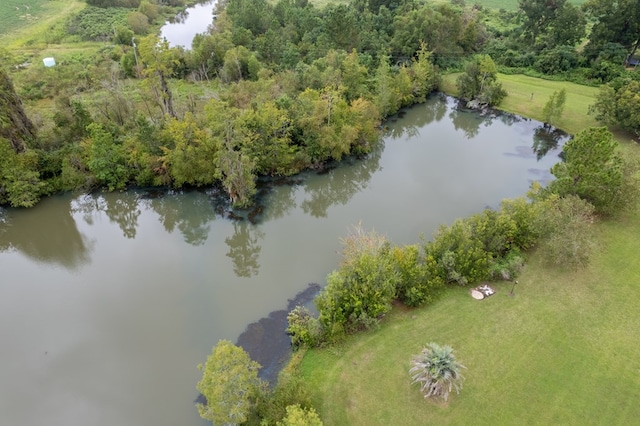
<box><xmin>196</xmin><ymin>340</ymin><xmax>263</xmax><ymax>426</ymax></box>
<box><xmin>583</xmin><ymin>0</ymin><xmax>640</xmax><ymax>62</ymax></box>
<box><xmin>518</xmin><ymin>0</ymin><xmax>566</xmax><ymax>45</ymax></box>
<box><xmin>547</xmin><ymin>127</ymin><xmax>623</xmax><ymax>215</ymax></box>
<box><xmin>137</xmin><ymin>35</ymin><xmax>179</xmax><ymax>118</ymax></box>
<box><xmin>456</xmin><ymin>55</ymin><xmax>506</xmax><ymax>107</ymax></box>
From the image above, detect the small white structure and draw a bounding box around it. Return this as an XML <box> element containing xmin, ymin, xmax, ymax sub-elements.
<box><xmin>43</xmin><ymin>57</ymin><xmax>56</xmax><ymax>67</ymax></box>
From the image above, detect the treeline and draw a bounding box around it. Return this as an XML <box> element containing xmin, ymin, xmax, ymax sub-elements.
<box><xmin>1</xmin><ymin>0</ymin><xmax>640</xmax><ymax>208</ymax></box>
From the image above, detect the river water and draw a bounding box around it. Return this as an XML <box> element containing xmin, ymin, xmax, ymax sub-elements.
<box><xmin>0</xmin><ymin>95</ymin><xmax>567</xmax><ymax>425</ymax></box>
<box><xmin>160</xmin><ymin>0</ymin><xmax>217</xmax><ymax>49</ymax></box>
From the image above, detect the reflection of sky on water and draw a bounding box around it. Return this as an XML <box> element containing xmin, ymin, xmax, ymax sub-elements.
<box><xmin>0</xmin><ymin>94</ymin><xmax>569</xmax><ymax>426</ymax></box>
<box><xmin>159</xmin><ymin>0</ymin><xmax>217</xmax><ymax>49</ymax></box>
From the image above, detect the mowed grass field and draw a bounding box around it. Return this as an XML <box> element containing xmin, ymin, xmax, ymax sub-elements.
<box><xmin>441</xmin><ymin>73</ymin><xmax>602</xmax><ymax>135</ymax></box>
<box><xmin>301</xmin><ymin>74</ymin><xmax>640</xmax><ymax>425</ymax></box>
<box><xmin>301</xmin><ymin>208</ymin><xmax>640</xmax><ymax>425</ymax></box>
<box><xmin>0</xmin><ymin>0</ymin><xmax>85</xmax><ymax>46</ymax></box>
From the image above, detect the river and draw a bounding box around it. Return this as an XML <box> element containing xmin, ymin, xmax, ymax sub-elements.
<box><xmin>0</xmin><ymin>95</ymin><xmax>567</xmax><ymax>425</ymax></box>
<box><xmin>160</xmin><ymin>0</ymin><xmax>217</xmax><ymax>49</ymax></box>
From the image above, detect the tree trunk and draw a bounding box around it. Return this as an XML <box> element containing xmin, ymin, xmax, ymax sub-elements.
<box><xmin>158</xmin><ymin>70</ymin><xmax>177</xmax><ymax>119</ymax></box>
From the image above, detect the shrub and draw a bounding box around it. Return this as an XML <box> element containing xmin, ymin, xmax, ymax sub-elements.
<box><xmin>315</xmin><ymin>225</ymin><xmax>398</xmax><ymax>335</ymax></box>
<box><xmin>425</xmin><ymin>219</ymin><xmax>492</xmax><ymax>286</ymax></box>
<box><xmin>499</xmin><ymin>192</ymin><xmax>542</xmax><ymax>251</ymax></box>
<box><xmin>409</xmin><ymin>343</ymin><xmax>465</xmax><ymax>402</ymax></box>
<box><xmin>391</xmin><ymin>244</ymin><xmax>444</xmax><ymax>307</ymax></box>
<box><xmin>286</xmin><ymin>306</ymin><xmax>322</xmax><ymax>349</ymax></box>
<box><xmin>536</xmin><ymin>194</ymin><xmax>596</xmax><ymax>269</ymax></box>
<box><xmin>126</xmin><ymin>11</ymin><xmax>150</xmax><ymax>35</ymax></box>
<box><xmin>533</xmin><ymin>46</ymin><xmax>578</xmax><ymax>75</ymax></box>
<box><xmin>251</xmin><ymin>351</ymin><xmax>316</xmax><ymax>425</ymax></box>
<box><xmin>489</xmin><ymin>248</ymin><xmax>525</xmax><ymax>281</ymax></box>
<box><xmin>466</xmin><ymin>208</ymin><xmax>518</xmax><ymax>257</ymax></box>
<box><xmin>277</xmin><ymin>405</ymin><xmax>323</xmax><ymax>426</ymax></box>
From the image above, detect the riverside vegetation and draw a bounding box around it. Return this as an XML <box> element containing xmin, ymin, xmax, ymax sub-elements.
<box><xmin>1</xmin><ymin>0</ymin><xmax>640</xmax><ymax>208</ymax></box>
<box><xmin>2</xmin><ymin>0</ymin><xmax>640</xmax><ymax>424</ymax></box>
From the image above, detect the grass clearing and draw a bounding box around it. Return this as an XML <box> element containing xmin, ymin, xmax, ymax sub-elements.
<box><xmin>441</xmin><ymin>73</ymin><xmax>602</xmax><ymax>136</ymax></box>
<box><xmin>0</xmin><ymin>0</ymin><xmax>85</xmax><ymax>48</ymax></box>
<box><xmin>301</xmin><ymin>208</ymin><xmax>640</xmax><ymax>425</ymax></box>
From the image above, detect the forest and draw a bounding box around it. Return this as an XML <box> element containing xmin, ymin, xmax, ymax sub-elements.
<box><xmin>0</xmin><ymin>0</ymin><xmax>639</xmax><ymax>208</ymax></box>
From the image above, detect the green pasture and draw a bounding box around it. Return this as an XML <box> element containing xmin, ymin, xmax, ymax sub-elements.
<box><xmin>441</xmin><ymin>73</ymin><xmax>601</xmax><ymax>135</ymax></box>
<box><xmin>301</xmin><ymin>207</ymin><xmax>640</xmax><ymax>425</ymax></box>
<box><xmin>0</xmin><ymin>0</ymin><xmax>85</xmax><ymax>48</ymax></box>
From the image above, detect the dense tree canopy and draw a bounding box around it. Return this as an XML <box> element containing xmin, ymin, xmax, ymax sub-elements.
<box><xmin>4</xmin><ymin>0</ymin><xmax>640</xmax><ymax>209</ymax></box>
<box><xmin>583</xmin><ymin>0</ymin><xmax>640</xmax><ymax>61</ymax></box>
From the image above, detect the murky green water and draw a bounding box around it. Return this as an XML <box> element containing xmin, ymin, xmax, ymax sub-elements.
<box><xmin>0</xmin><ymin>95</ymin><xmax>567</xmax><ymax>425</ymax></box>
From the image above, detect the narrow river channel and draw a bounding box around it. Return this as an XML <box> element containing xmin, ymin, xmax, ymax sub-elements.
<box><xmin>160</xmin><ymin>0</ymin><xmax>217</xmax><ymax>49</ymax></box>
<box><xmin>0</xmin><ymin>95</ymin><xmax>567</xmax><ymax>425</ymax></box>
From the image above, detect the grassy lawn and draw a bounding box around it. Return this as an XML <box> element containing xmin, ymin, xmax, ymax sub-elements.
<box><xmin>441</xmin><ymin>73</ymin><xmax>602</xmax><ymax>136</ymax></box>
<box><xmin>302</xmin><ymin>73</ymin><xmax>640</xmax><ymax>425</ymax></box>
<box><xmin>301</xmin><ymin>209</ymin><xmax>640</xmax><ymax>425</ymax></box>
<box><xmin>0</xmin><ymin>0</ymin><xmax>85</xmax><ymax>47</ymax></box>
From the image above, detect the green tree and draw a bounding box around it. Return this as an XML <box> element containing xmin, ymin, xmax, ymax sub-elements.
<box><xmin>409</xmin><ymin>342</ymin><xmax>465</xmax><ymax>402</ymax></box>
<box><xmin>126</xmin><ymin>11</ymin><xmax>149</xmax><ymax>35</ymax></box>
<box><xmin>391</xmin><ymin>244</ymin><xmax>444</xmax><ymax>307</ymax></box>
<box><xmin>196</xmin><ymin>340</ymin><xmax>262</xmax><ymax>426</ymax></box>
<box><xmin>236</xmin><ymin>101</ymin><xmax>297</xmax><ymax>176</ymax></box>
<box><xmin>0</xmin><ymin>138</ymin><xmax>44</xmax><ymax>207</ymax></box>
<box><xmin>591</xmin><ymin>80</ymin><xmax>640</xmax><ymax>136</ymax></box>
<box><xmin>518</xmin><ymin>0</ymin><xmax>585</xmax><ymax>49</ymax></box>
<box><xmin>85</xmin><ymin>123</ymin><xmax>129</xmax><ymax>191</ymax></box>
<box><xmin>426</xmin><ymin>218</ymin><xmax>492</xmax><ymax>286</ymax></box>
<box><xmin>137</xmin><ymin>35</ymin><xmax>179</xmax><ymax>118</ymax></box>
<box><xmin>218</xmin><ymin>147</ymin><xmax>257</xmax><ymax>208</ymax></box>
<box><xmin>542</xmin><ymin>88</ymin><xmax>566</xmax><ymax>125</ymax></box>
<box><xmin>583</xmin><ymin>0</ymin><xmax>640</xmax><ymax>62</ymax></box>
<box><xmin>547</xmin><ymin>127</ymin><xmax>624</xmax><ymax>215</ymax></box>
<box><xmin>456</xmin><ymin>55</ymin><xmax>506</xmax><ymax>107</ymax></box>
<box><xmin>277</xmin><ymin>404</ymin><xmax>323</xmax><ymax>426</ymax></box>
<box><xmin>374</xmin><ymin>55</ymin><xmax>399</xmax><ymax>118</ymax></box>
<box><xmin>162</xmin><ymin>113</ymin><xmax>220</xmax><ymax>187</ymax></box>
<box><xmin>409</xmin><ymin>43</ymin><xmax>440</xmax><ymax>103</ymax></box>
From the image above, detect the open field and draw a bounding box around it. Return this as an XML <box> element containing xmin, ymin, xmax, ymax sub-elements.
<box><xmin>301</xmin><ymin>207</ymin><xmax>640</xmax><ymax>425</ymax></box>
<box><xmin>0</xmin><ymin>0</ymin><xmax>85</xmax><ymax>48</ymax></box>
<box><xmin>441</xmin><ymin>73</ymin><xmax>602</xmax><ymax>135</ymax></box>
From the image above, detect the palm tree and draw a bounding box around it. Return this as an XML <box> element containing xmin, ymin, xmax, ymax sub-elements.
<box><xmin>409</xmin><ymin>342</ymin><xmax>465</xmax><ymax>401</ymax></box>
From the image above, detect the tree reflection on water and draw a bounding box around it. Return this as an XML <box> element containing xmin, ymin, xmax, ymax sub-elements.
<box><xmin>147</xmin><ymin>191</ymin><xmax>217</xmax><ymax>246</ymax></box>
<box><xmin>225</xmin><ymin>221</ymin><xmax>263</xmax><ymax>278</ymax></box>
<box><xmin>532</xmin><ymin>124</ymin><xmax>568</xmax><ymax>161</ymax></box>
<box><xmin>301</xmin><ymin>147</ymin><xmax>382</xmax><ymax>218</ymax></box>
<box><xmin>1</xmin><ymin>197</ymin><xmax>91</xmax><ymax>269</ymax></box>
